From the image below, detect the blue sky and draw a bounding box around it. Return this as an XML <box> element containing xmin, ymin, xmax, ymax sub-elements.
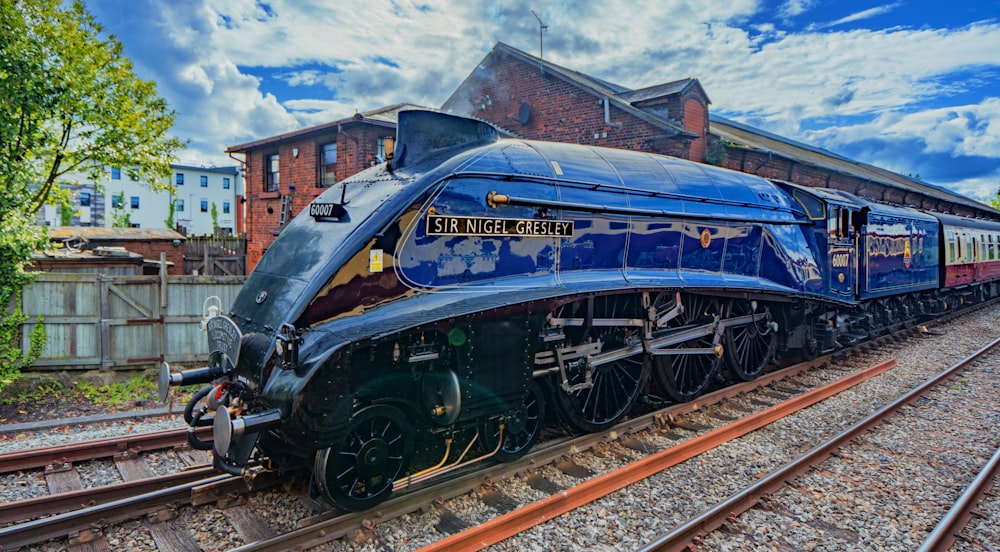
<box><xmin>83</xmin><ymin>0</ymin><xmax>1000</xmax><ymax>202</ymax></box>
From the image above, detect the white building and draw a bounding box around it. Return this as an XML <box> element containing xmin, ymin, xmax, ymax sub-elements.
<box><xmin>39</xmin><ymin>164</ymin><xmax>244</xmax><ymax>236</ymax></box>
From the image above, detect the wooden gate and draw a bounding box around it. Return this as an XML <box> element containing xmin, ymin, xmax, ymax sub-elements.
<box><xmin>20</xmin><ymin>272</ymin><xmax>245</xmax><ymax>371</ymax></box>
<box><xmin>183</xmin><ymin>236</ymin><xmax>246</xmax><ymax>276</ymax></box>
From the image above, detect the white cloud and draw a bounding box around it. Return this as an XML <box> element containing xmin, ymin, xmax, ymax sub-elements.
<box><xmin>809</xmin><ymin>2</ymin><xmax>904</xmax><ymax>30</ymax></box>
<box><xmin>806</xmin><ymin>98</ymin><xmax>1000</xmax><ymax>159</ymax></box>
<box><xmin>83</xmin><ymin>0</ymin><xmax>1000</xmax><ymax>202</ymax></box>
<box><xmin>779</xmin><ymin>0</ymin><xmax>817</xmax><ymax>19</ymax></box>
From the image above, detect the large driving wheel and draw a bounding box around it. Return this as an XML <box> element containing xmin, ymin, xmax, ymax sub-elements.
<box><xmin>652</xmin><ymin>293</ymin><xmax>723</xmax><ymax>402</ymax></box>
<box><xmin>480</xmin><ymin>381</ymin><xmax>545</xmax><ymax>462</ymax></box>
<box><xmin>314</xmin><ymin>404</ymin><xmax>415</xmax><ymax>511</ymax></box>
<box><xmin>550</xmin><ymin>294</ymin><xmax>647</xmax><ymax>433</ymax></box>
<box><xmin>723</xmin><ymin>300</ymin><xmax>777</xmax><ymax>381</ymax></box>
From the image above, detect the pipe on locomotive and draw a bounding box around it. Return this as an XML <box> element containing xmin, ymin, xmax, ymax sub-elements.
<box><xmin>213</xmin><ymin>407</ymin><xmax>283</xmax><ymax>476</ymax></box>
<box><xmin>157</xmin><ymin>361</ymin><xmax>229</xmax><ymax>402</ymax></box>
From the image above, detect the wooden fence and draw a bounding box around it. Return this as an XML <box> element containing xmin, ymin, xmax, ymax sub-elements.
<box><xmin>20</xmin><ymin>271</ymin><xmax>246</xmax><ymax>372</ymax></box>
<box><xmin>183</xmin><ymin>235</ymin><xmax>246</xmax><ymax>276</ymax></box>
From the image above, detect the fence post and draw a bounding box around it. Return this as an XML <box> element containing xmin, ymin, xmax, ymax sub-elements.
<box><xmin>99</xmin><ymin>275</ymin><xmax>112</xmax><ymax>371</ymax></box>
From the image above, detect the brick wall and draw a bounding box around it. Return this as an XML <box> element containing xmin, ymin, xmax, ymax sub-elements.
<box><xmin>444</xmin><ymin>52</ymin><xmax>692</xmax><ymax>159</ymax></box>
<box><xmin>683</xmin><ymin>98</ymin><xmax>708</xmax><ymax>162</ymax></box>
<box><xmin>243</xmin><ymin>123</ymin><xmax>394</xmax><ymax>271</ymax></box>
<box><xmin>720</xmin><ymin>147</ymin><xmax>979</xmax><ymax>217</ymax></box>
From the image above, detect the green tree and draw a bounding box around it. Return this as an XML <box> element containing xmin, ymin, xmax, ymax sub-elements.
<box><xmin>211</xmin><ymin>202</ymin><xmax>219</xmax><ymax>230</ymax></box>
<box><xmin>1</xmin><ymin>0</ymin><xmax>184</xmax><ymax>385</ymax></box>
<box><xmin>164</xmin><ymin>196</ymin><xmax>176</xmax><ymax>230</ymax></box>
<box><xmin>110</xmin><ymin>192</ymin><xmax>131</xmax><ymax>228</ymax></box>
<box><xmin>989</xmin><ymin>184</ymin><xmax>1000</xmax><ymax>211</ymax></box>
<box><xmin>59</xmin><ymin>200</ymin><xmax>74</xmax><ymax>226</ymax></box>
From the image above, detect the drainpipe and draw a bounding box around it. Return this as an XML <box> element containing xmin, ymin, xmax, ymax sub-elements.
<box><xmin>603</xmin><ymin>97</ymin><xmax>622</xmax><ymax>128</ymax></box>
<box><xmin>227</xmin><ymin>151</ymin><xmax>246</xmax><ymax>236</ymax></box>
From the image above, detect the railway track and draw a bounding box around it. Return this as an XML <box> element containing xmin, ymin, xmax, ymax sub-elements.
<box><xmin>638</xmin><ymin>335</ymin><xmax>1000</xmax><ymax>551</ymax></box>
<box><xmin>2</xmin><ymin>302</ymin><xmax>997</xmax><ymax>551</ymax></box>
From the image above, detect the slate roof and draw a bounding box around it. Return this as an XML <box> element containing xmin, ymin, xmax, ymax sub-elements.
<box><xmin>710</xmin><ymin>114</ymin><xmax>999</xmax><ymax>217</ymax></box>
<box><xmin>227</xmin><ymin>103</ymin><xmax>433</xmax><ymax>153</ymax></box>
<box><xmin>616</xmin><ymin>79</ymin><xmax>709</xmax><ymax>105</ymax></box>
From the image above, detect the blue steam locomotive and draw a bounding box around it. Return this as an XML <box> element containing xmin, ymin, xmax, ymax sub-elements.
<box><xmin>162</xmin><ymin>110</ymin><xmax>1000</xmax><ymax>511</ymax></box>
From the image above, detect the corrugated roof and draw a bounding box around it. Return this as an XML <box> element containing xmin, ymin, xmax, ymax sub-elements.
<box><xmin>227</xmin><ymin>103</ymin><xmax>433</xmax><ymax>153</ymax></box>
<box><xmin>710</xmin><ymin>114</ymin><xmax>1000</xmax><ymax>217</ymax></box>
<box><xmin>47</xmin><ymin>227</ymin><xmax>187</xmax><ymax>241</ymax></box>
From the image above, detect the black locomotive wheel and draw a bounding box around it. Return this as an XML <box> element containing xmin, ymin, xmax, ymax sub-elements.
<box><xmin>313</xmin><ymin>404</ymin><xmax>414</xmax><ymax>512</ymax></box>
<box><xmin>652</xmin><ymin>293</ymin><xmax>723</xmax><ymax>402</ymax></box>
<box><xmin>480</xmin><ymin>380</ymin><xmax>545</xmax><ymax>462</ymax></box>
<box><xmin>723</xmin><ymin>301</ymin><xmax>777</xmax><ymax>381</ymax></box>
<box><xmin>550</xmin><ymin>294</ymin><xmax>647</xmax><ymax>433</ymax></box>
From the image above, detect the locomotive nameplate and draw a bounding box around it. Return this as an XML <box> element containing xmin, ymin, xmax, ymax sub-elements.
<box><xmin>427</xmin><ymin>214</ymin><xmax>573</xmax><ymax>237</ymax></box>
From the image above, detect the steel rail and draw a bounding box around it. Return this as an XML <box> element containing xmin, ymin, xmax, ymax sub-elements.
<box><xmin>917</xmin><ymin>444</ymin><xmax>1000</xmax><ymax>551</ymax></box>
<box><xmin>415</xmin><ymin>358</ymin><xmax>898</xmax><ymax>552</ymax></box>
<box><xmin>0</xmin><ymin>474</ymin><xmax>231</xmax><ymax>549</ymax></box>
<box><xmin>0</xmin><ymin>426</ymin><xmax>210</xmax><ymax>474</ymax></box>
<box><xmin>0</xmin><ymin>466</ymin><xmax>216</xmax><ymax>525</ymax></box>
<box><xmin>228</xmin><ymin>353</ymin><xmax>837</xmax><ymax>552</ymax></box>
<box><xmin>637</xmin><ymin>335</ymin><xmax>1000</xmax><ymax>552</ymax></box>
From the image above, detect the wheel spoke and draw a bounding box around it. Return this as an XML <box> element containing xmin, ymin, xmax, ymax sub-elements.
<box><xmin>724</xmin><ymin>301</ymin><xmax>776</xmax><ymax>382</ymax></box>
<box><xmin>314</xmin><ymin>404</ymin><xmax>414</xmax><ymax>511</ymax></box>
<box><xmin>652</xmin><ymin>292</ymin><xmax>722</xmax><ymax>402</ymax></box>
<box><xmin>550</xmin><ymin>294</ymin><xmax>646</xmax><ymax>433</ymax></box>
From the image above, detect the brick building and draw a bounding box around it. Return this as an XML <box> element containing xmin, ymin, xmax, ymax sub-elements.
<box><xmin>227</xmin><ymin>104</ymin><xmax>427</xmax><ymax>271</ymax></box>
<box><xmin>442</xmin><ymin>42</ymin><xmax>706</xmax><ymax>161</ymax></box>
<box><xmin>444</xmin><ymin>42</ymin><xmax>998</xmax><ymax>220</ymax></box>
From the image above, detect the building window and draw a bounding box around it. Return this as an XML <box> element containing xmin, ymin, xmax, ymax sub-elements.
<box><xmin>223</xmin><ymin>177</ymin><xmax>231</xmax><ymax>189</ymax></box>
<box><xmin>111</xmin><ymin>195</ymin><xmax>122</xmax><ymax>209</ymax></box>
<box><xmin>176</xmin><ymin>173</ymin><xmax>184</xmax><ymax>185</ymax></box>
<box><xmin>319</xmin><ymin>143</ymin><xmax>336</xmax><ymax>187</ymax></box>
<box><xmin>130</xmin><ymin>196</ymin><xmax>140</xmax><ymax>209</ymax></box>
<box><xmin>265</xmin><ymin>154</ymin><xmax>279</xmax><ymax>192</ymax></box>
<box><xmin>79</xmin><ymin>192</ymin><xmax>91</xmax><ymax>206</ymax></box>
<box><xmin>378</xmin><ymin>137</ymin><xmax>389</xmax><ymax>161</ymax></box>
<box><xmin>111</xmin><ymin>167</ymin><xmax>121</xmax><ymax>179</ymax></box>
<box><xmin>200</xmin><ymin>175</ymin><xmax>208</xmax><ymax>187</ymax></box>
<box><xmin>176</xmin><ymin>199</ymin><xmax>184</xmax><ymax>212</ymax></box>
<box><xmin>223</xmin><ymin>201</ymin><xmax>230</xmax><ymax>214</ymax></box>
<box><xmin>200</xmin><ymin>199</ymin><xmax>208</xmax><ymax>212</ymax></box>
